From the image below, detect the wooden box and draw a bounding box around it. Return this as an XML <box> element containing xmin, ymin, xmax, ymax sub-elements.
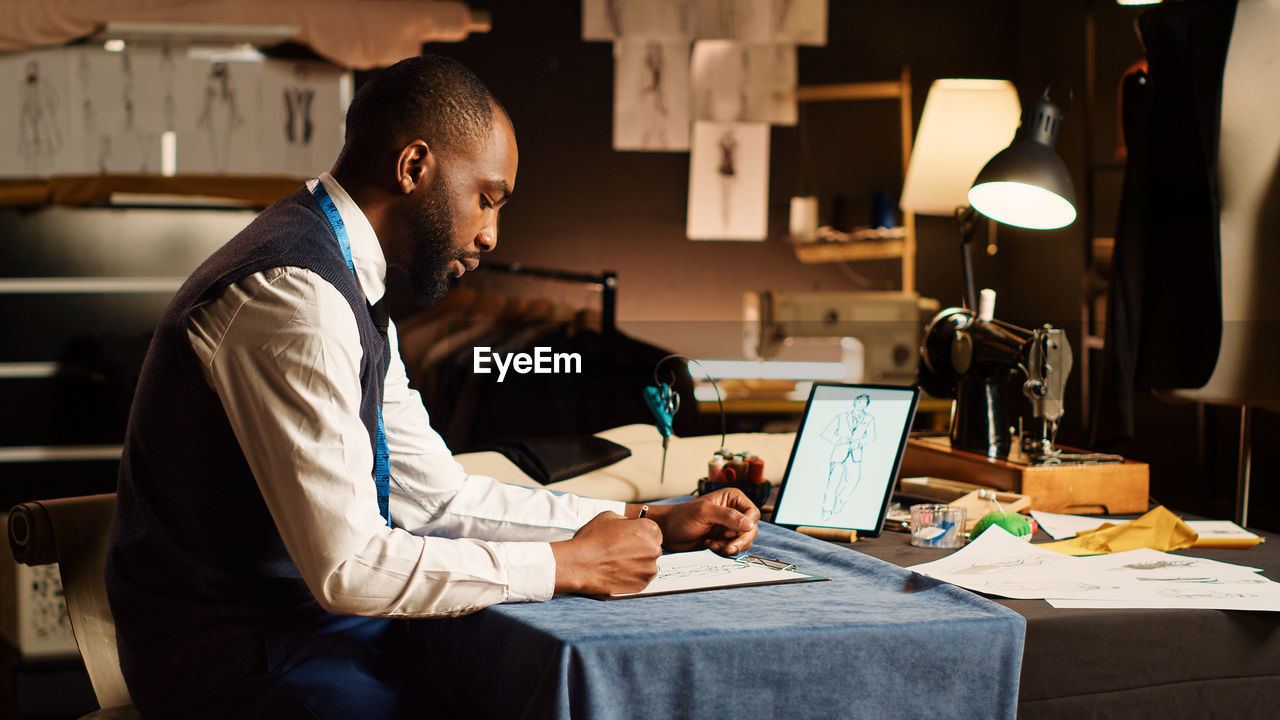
<box><xmin>900</xmin><ymin>436</ymin><xmax>1149</xmax><ymax>515</ymax></box>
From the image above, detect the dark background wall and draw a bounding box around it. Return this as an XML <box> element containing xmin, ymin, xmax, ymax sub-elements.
<box><xmin>0</xmin><ymin>0</ymin><xmax>1273</xmax><ymax>530</ymax></box>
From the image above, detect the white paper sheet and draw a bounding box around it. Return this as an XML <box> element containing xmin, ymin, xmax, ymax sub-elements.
<box><xmin>907</xmin><ymin>526</ymin><xmax>1280</xmax><ymax>610</ymax></box>
<box><xmin>603</xmin><ymin>549</ymin><xmax>823</xmax><ymax>598</ymax></box>
<box><xmin>1030</xmin><ymin>510</ymin><xmax>1112</xmax><ymax>540</ymax></box>
<box><xmin>686</xmin><ymin>120</ymin><xmax>770</xmax><ymax>240</ymax></box>
<box><xmin>613</xmin><ymin>40</ymin><xmax>691</xmax><ymax>151</ymax></box>
<box><xmin>691</xmin><ymin>40</ymin><xmax>796</xmax><ymax>125</ymax></box>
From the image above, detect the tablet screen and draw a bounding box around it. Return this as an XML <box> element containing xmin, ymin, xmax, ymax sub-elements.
<box><xmin>772</xmin><ymin>383</ymin><xmax>919</xmax><ymax>537</ymax></box>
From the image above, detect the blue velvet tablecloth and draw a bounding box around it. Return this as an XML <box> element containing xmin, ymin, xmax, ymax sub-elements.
<box><xmin>407</xmin><ymin>523</ymin><xmax>1025</xmax><ymax>719</ymax></box>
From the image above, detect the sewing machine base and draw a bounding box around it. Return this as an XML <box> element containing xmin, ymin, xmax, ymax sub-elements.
<box><xmin>900</xmin><ymin>436</ymin><xmax>1149</xmax><ymax>515</ymax></box>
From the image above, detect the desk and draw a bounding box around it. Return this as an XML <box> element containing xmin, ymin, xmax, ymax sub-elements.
<box><xmin>406</xmin><ymin>523</ymin><xmax>1024</xmax><ymax>720</ymax></box>
<box><xmin>851</xmin><ymin>525</ymin><xmax>1280</xmax><ymax>719</ymax></box>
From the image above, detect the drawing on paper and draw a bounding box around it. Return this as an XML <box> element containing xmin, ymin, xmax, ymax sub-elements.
<box><xmin>613</xmin><ymin>40</ymin><xmax>690</xmax><ymax>151</ymax></box>
<box><xmin>197</xmin><ymin>61</ymin><xmax>245</xmax><ymax>173</ymax></box>
<box><xmin>20</xmin><ymin>60</ymin><xmax>62</xmax><ymax>173</ymax></box>
<box><xmin>819</xmin><ymin>393</ymin><xmax>876</xmax><ymax>519</ymax></box>
<box><xmin>282</xmin><ymin>64</ymin><xmax>317</xmax><ymax>173</ymax></box>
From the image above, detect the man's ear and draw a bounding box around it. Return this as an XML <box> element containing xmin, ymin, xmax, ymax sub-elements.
<box><xmin>395</xmin><ymin>140</ymin><xmax>435</xmax><ymax>195</ymax></box>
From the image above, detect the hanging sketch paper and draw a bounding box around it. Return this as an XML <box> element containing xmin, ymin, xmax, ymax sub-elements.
<box><xmin>695</xmin><ymin>0</ymin><xmax>828</xmax><ymax>46</ymax></box>
<box><xmin>583</xmin><ymin>0</ymin><xmax>696</xmax><ymax>41</ymax></box>
<box><xmin>259</xmin><ymin>60</ymin><xmax>350</xmax><ymax>176</ymax></box>
<box><xmin>687</xmin><ymin>121</ymin><xmax>769</xmax><ymax>240</ymax></box>
<box><xmin>0</xmin><ymin>49</ymin><xmax>73</xmax><ymax>177</ymax></box>
<box><xmin>598</xmin><ymin>549</ymin><xmax>825</xmax><ymax>599</ymax></box>
<box><xmin>614</xmin><ymin>40</ymin><xmax>691</xmax><ymax>151</ymax></box>
<box><xmin>692</xmin><ymin>40</ymin><xmax>796</xmax><ymax>124</ymax></box>
<box><xmin>72</xmin><ymin>45</ymin><xmax>170</xmax><ymax>174</ymax></box>
<box><xmin>176</xmin><ymin>52</ymin><xmax>263</xmax><ymax>174</ymax></box>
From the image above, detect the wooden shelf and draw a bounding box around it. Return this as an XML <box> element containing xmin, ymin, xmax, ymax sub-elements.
<box><xmin>0</xmin><ymin>175</ymin><xmax>307</xmax><ymax>208</ymax></box>
<box><xmin>791</xmin><ymin>67</ymin><xmax>916</xmax><ymax>292</ymax></box>
<box><xmin>793</xmin><ymin>238</ymin><xmax>907</xmax><ymax>264</ymax></box>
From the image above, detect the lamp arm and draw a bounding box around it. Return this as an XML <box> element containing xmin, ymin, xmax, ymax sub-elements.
<box><xmin>955</xmin><ymin>205</ymin><xmax>979</xmax><ymax>311</ymax></box>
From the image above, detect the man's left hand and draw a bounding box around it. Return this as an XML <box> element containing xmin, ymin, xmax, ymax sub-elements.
<box><xmin>638</xmin><ymin>489</ymin><xmax>760</xmax><ymax>556</ymax></box>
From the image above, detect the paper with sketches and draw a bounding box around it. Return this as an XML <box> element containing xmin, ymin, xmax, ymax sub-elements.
<box><xmin>0</xmin><ymin>48</ymin><xmax>74</xmax><ymax>177</ymax></box>
<box><xmin>613</xmin><ymin>40</ymin><xmax>691</xmax><ymax>151</ymax></box>
<box><xmin>695</xmin><ymin>0</ymin><xmax>828</xmax><ymax>46</ymax></box>
<box><xmin>1033</xmin><ymin>509</ymin><xmax>1263</xmax><ymax>550</ymax></box>
<box><xmin>908</xmin><ymin>526</ymin><xmax>1280</xmax><ymax>610</ymax></box>
<box><xmin>686</xmin><ymin>120</ymin><xmax>770</xmax><ymax>240</ymax></box>
<box><xmin>1030</xmin><ymin>510</ymin><xmax>1111</xmax><ymax>541</ymax></box>
<box><xmin>258</xmin><ymin>60</ymin><xmax>349</xmax><ymax>176</ymax></box>
<box><xmin>600</xmin><ymin>549</ymin><xmax>825</xmax><ymax>599</ymax></box>
<box><xmin>582</xmin><ymin>0</ymin><xmax>695</xmax><ymax>40</ymax></box>
<box><xmin>692</xmin><ymin>40</ymin><xmax>796</xmax><ymax>124</ymax></box>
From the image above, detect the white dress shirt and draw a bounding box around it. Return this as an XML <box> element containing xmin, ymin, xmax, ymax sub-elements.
<box><xmin>186</xmin><ymin>173</ymin><xmax>623</xmax><ymax>617</ymax></box>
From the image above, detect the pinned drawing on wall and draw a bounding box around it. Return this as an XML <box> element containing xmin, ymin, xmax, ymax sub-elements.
<box><xmin>196</xmin><ymin>62</ymin><xmax>247</xmax><ymax>173</ymax></box>
<box><xmin>76</xmin><ymin>46</ymin><xmax>168</xmax><ymax>174</ymax></box>
<box><xmin>613</xmin><ymin>40</ymin><xmax>691</xmax><ymax>151</ymax></box>
<box><xmin>260</xmin><ymin>60</ymin><xmax>348</xmax><ymax>176</ymax></box>
<box><xmin>692</xmin><ymin>40</ymin><xmax>796</xmax><ymax>125</ymax></box>
<box><xmin>687</xmin><ymin>120</ymin><xmax>769</xmax><ymax>240</ymax></box>
<box><xmin>695</xmin><ymin>0</ymin><xmax>828</xmax><ymax>46</ymax></box>
<box><xmin>9</xmin><ymin>54</ymin><xmax>69</xmax><ymax>176</ymax></box>
<box><xmin>582</xmin><ymin>0</ymin><xmax>695</xmax><ymax>41</ymax></box>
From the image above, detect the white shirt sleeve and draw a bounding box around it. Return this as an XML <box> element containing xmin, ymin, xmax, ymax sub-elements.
<box><xmin>187</xmin><ymin>266</ymin><xmax>622</xmax><ymax>616</ymax></box>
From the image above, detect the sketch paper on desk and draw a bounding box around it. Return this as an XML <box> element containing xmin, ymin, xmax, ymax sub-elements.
<box><xmin>598</xmin><ymin>549</ymin><xmax>826</xmax><ymax>599</ymax></box>
<box><xmin>909</xmin><ymin>526</ymin><xmax>1280</xmax><ymax>610</ymax></box>
<box><xmin>686</xmin><ymin>120</ymin><xmax>769</xmax><ymax>240</ymax></box>
<box><xmin>1030</xmin><ymin>510</ymin><xmax>1112</xmax><ymax>540</ymax></box>
<box><xmin>691</xmin><ymin>41</ymin><xmax>796</xmax><ymax>125</ymax></box>
<box><xmin>613</xmin><ymin>40</ymin><xmax>691</xmax><ymax>151</ymax></box>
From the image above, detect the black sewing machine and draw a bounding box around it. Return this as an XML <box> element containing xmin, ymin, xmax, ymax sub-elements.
<box><xmin>917</xmin><ymin>306</ymin><xmax>1083</xmax><ymax>462</ymax></box>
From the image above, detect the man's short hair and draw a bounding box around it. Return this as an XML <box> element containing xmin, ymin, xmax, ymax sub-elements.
<box><xmin>343</xmin><ymin>55</ymin><xmax>504</xmax><ymax>159</ymax></box>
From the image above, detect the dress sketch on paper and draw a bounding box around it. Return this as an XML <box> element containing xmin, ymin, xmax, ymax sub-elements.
<box><xmin>197</xmin><ymin>62</ymin><xmax>245</xmax><ymax>173</ymax></box>
<box><xmin>692</xmin><ymin>41</ymin><xmax>796</xmax><ymax>125</ymax></box>
<box><xmin>717</xmin><ymin>129</ymin><xmax>737</xmax><ymax>229</ymax></box>
<box><xmin>20</xmin><ymin>60</ymin><xmax>63</xmax><ymax>174</ymax></box>
<box><xmin>819</xmin><ymin>393</ymin><xmax>876</xmax><ymax>519</ymax></box>
<box><xmin>283</xmin><ymin>65</ymin><xmax>317</xmax><ymax>173</ymax></box>
<box><xmin>582</xmin><ymin>0</ymin><xmax>693</xmax><ymax>40</ymax></box>
<box><xmin>639</xmin><ymin>43</ymin><xmax>669</xmax><ymax>147</ymax></box>
<box><xmin>614</xmin><ymin>41</ymin><xmax>690</xmax><ymax>151</ymax></box>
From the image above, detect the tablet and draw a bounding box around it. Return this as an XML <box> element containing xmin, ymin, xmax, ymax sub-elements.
<box><xmin>772</xmin><ymin>382</ymin><xmax>920</xmax><ymax>538</ymax></box>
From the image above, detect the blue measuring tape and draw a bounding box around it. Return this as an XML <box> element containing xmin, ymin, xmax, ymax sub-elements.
<box><xmin>312</xmin><ymin>182</ymin><xmax>392</xmax><ymax>527</ymax></box>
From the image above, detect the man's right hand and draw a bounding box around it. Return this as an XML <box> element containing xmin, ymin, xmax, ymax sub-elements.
<box><xmin>551</xmin><ymin>511</ymin><xmax>661</xmax><ymax>596</ymax></box>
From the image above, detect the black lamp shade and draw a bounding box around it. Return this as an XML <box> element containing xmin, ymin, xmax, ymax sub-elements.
<box><xmin>967</xmin><ymin>90</ymin><xmax>1078</xmax><ymax>230</ymax></box>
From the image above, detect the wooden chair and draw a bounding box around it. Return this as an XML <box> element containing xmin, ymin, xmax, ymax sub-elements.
<box><xmin>7</xmin><ymin>493</ymin><xmax>139</xmax><ymax>719</ymax></box>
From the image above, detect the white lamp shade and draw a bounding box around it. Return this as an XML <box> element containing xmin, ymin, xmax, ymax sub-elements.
<box><xmin>900</xmin><ymin>79</ymin><xmax>1022</xmax><ymax>216</ymax></box>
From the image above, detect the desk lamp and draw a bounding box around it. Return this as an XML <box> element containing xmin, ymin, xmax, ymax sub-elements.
<box><xmin>906</xmin><ymin>81</ymin><xmax>1079</xmax><ymax>457</ymax></box>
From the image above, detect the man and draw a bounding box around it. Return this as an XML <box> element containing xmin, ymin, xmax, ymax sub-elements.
<box><xmin>106</xmin><ymin>55</ymin><xmax>759</xmax><ymax>718</ymax></box>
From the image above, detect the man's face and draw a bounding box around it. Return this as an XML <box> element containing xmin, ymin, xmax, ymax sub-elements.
<box><xmin>405</xmin><ymin>109</ymin><xmax>518</xmax><ymax>306</ymax></box>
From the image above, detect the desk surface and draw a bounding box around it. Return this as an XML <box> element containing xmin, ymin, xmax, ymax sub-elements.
<box><xmin>850</xmin><ymin>523</ymin><xmax>1280</xmax><ymax>719</ymax></box>
<box><xmin>407</xmin><ymin>523</ymin><xmax>1025</xmax><ymax>720</ymax></box>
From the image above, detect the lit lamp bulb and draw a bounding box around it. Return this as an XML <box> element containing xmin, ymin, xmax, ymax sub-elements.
<box><xmin>968</xmin><ymin>86</ymin><xmax>1077</xmax><ymax>230</ymax></box>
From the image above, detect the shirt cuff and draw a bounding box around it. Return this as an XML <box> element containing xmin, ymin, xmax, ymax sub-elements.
<box><xmin>501</xmin><ymin>542</ymin><xmax>557</xmax><ymax>602</ymax></box>
<box><xmin>576</xmin><ymin>497</ymin><xmax>626</xmax><ymax>529</ymax></box>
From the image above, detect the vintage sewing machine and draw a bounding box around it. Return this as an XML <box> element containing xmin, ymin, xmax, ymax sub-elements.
<box><xmin>742</xmin><ymin>291</ymin><xmax>938</xmax><ymax>384</ymax></box>
<box><xmin>907</xmin><ymin>304</ymin><xmax>1149</xmax><ymax>514</ymax></box>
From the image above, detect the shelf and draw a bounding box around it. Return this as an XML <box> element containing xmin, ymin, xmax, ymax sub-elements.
<box><xmin>0</xmin><ymin>175</ymin><xmax>308</xmax><ymax>208</ymax></box>
<box><xmin>793</xmin><ymin>238</ymin><xmax>907</xmax><ymax>264</ymax></box>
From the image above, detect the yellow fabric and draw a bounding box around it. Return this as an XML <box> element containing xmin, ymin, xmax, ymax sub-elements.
<box><xmin>1038</xmin><ymin>506</ymin><xmax>1199</xmax><ymax>556</ymax></box>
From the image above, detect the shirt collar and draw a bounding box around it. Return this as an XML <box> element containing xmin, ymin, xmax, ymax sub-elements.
<box><xmin>309</xmin><ymin>172</ymin><xmax>387</xmax><ymax>305</ymax></box>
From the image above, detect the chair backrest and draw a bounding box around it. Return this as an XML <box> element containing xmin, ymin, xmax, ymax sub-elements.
<box><xmin>8</xmin><ymin>494</ymin><xmax>133</xmax><ymax>710</ymax></box>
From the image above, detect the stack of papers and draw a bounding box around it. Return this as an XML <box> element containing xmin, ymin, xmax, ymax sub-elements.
<box><xmin>1031</xmin><ymin>510</ymin><xmax>1264</xmax><ymax>548</ymax></box>
<box><xmin>908</xmin><ymin>526</ymin><xmax>1280</xmax><ymax>611</ymax></box>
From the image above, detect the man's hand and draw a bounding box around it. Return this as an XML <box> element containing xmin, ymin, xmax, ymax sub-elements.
<box><xmin>551</xmin><ymin>512</ymin><xmax>662</xmax><ymax>596</ymax></box>
<box><xmin>640</xmin><ymin>488</ymin><xmax>760</xmax><ymax>555</ymax></box>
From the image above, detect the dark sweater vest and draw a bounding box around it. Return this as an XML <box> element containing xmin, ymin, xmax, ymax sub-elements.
<box><xmin>105</xmin><ymin>187</ymin><xmax>390</xmax><ymax>678</ymax></box>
